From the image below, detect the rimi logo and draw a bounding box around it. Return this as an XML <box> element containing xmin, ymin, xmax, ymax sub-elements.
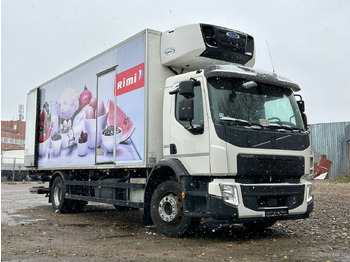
<box><xmin>114</xmin><ymin>63</ymin><xmax>145</xmax><ymax>96</ymax></box>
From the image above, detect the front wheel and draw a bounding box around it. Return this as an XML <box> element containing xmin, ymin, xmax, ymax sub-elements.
<box><xmin>150</xmin><ymin>181</ymin><xmax>198</xmax><ymax>237</ymax></box>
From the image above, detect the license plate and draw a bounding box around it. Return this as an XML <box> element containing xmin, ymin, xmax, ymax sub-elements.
<box><xmin>265</xmin><ymin>209</ymin><xmax>288</xmax><ymax>217</ymax></box>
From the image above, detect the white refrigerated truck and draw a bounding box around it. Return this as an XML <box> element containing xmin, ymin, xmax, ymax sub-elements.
<box><xmin>25</xmin><ymin>24</ymin><xmax>314</xmax><ymax>237</ymax></box>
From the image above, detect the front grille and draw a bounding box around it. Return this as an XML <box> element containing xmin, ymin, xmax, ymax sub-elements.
<box><xmin>237</xmin><ymin>154</ymin><xmax>305</xmax><ymax>181</ymax></box>
<box><xmin>235</xmin><ymin>175</ymin><xmax>299</xmax><ymax>184</ymax></box>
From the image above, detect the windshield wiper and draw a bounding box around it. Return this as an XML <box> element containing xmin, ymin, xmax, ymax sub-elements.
<box><xmin>267</xmin><ymin>123</ymin><xmax>302</xmax><ymax>132</ymax></box>
<box><xmin>219</xmin><ymin>117</ymin><xmax>263</xmax><ymax>129</ymax></box>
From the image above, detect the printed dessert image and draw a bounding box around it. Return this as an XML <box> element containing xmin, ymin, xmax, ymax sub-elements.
<box><xmin>101</xmin><ymin>126</ymin><xmax>122</xmax><ymax>153</ymax></box>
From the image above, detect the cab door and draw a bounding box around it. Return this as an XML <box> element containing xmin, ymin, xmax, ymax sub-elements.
<box><xmin>167</xmin><ymin>78</ymin><xmax>210</xmax><ymax>175</ymax></box>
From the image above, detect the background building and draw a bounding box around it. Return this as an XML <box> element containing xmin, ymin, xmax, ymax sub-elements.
<box><xmin>1</xmin><ymin>120</ymin><xmax>26</xmax><ymax>151</ymax></box>
<box><xmin>1</xmin><ymin>120</ymin><xmax>27</xmax><ymax>181</ymax></box>
<box><xmin>310</xmin><ymin>122</ymin><xmax>350</xmax><ymax>178</ymax></box>
<box><xmin>345</xmin><ymin>125</ymin><xmax>350</xmax><ymax>175</ymax></box>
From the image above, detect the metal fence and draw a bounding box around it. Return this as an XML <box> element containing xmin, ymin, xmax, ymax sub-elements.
<box><xmin>310</xmin><ymin>122</ymin><xmax>350</xmax><ymax>178</ymax></box>
<box><xmin>1</xmin><ymin>154</ymin><xmax>27</xmax><ymax>181</ymax></box>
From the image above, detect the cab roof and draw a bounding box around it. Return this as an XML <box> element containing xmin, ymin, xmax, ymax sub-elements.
<box><xmin>204</xmin><ymin>64</ymin><xmax>300</xmax><ymax>91</ymax></box>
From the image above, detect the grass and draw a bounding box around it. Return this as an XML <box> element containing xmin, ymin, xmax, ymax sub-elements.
<box><xmin>329</xmin><ymin>175</ymin><xmax>350</xmax><ymax>183</ymax></box>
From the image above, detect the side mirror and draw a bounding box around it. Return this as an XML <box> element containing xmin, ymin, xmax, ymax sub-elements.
<box><xmin>178</xmin><ymin>99</ymin><xmax>194</xmax><ymax>121</ymax></box>
<box><xmin>295</xmin><ymin>94</ymin><xmax>305</xmax><ymax>113</ymax></box>
<box><xmin>297</xmin><ymin>100</ymin><xmax>305</xmax><ymax>113</ymax></box>
<box><xmin>302</xmin><ymin>112</ymin><xmax>308</xmax><ymax>130</ymax></box>
<box><xmin>179</xmin><ymin>80</ymin><xmax>195</xmax><ymax>98</ymax></box>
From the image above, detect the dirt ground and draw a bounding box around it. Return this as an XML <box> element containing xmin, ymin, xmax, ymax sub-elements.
<box><xmin>1</xmin><ymin>181</ymin><xmax>350</xmax><ymax>262</ymax></box>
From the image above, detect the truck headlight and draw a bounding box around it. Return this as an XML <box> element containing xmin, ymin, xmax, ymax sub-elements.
<box><xmin>306</xmin><ymin>183</ymin><xmax>313</xmax><ymax>202</ymax></box>
<box><xmin>219</xmin><ymin>184</ymin><xmax>239</xmax><ymax>206</ymax></box>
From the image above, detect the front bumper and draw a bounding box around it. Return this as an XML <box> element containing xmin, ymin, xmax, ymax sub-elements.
<box><xmin>208</xmin><ymin>194</ymin><xmax>313</xmax><ymax>221</ymax></box>
<box><xmin>206</xmin><ymin>179</ymin><xmax>313</xmax><ymax>221</ymax></box>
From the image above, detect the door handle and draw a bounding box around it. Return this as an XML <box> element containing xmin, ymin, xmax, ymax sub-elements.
<box><xmin>170</xmin><ymin>144</ymin><xmax>177</xmax><ymax>154</ymax></box>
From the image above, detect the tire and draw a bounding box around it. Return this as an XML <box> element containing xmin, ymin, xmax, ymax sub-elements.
<box><xmin>51</xmin><ymin>176</ymin><xmax>68</xmax><ymax>213</ymax></box>
<box><xmin>243</xmin><ymin>220</ymin><xmax>276</xmax><ymax>232</ymax></box>
<box><xmin>51</xmin><ymin>176</ymin><xmax>87</xmax><ymax>213</ymax></box>
<box><xmin>150</xmin><ymin>181</ymin><xmax>198</xmax><ymax>237</ymax></box>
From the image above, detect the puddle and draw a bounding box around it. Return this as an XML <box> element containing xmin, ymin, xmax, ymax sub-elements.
<box><xmin>1</xmin><ymin>183</ymin><xmax>49</xmax><ymax>226</ymax></box>
<box><xmin>2</xmin><ymin>211</ymin><xmax>47</xmax><ymax>226</ymax></box>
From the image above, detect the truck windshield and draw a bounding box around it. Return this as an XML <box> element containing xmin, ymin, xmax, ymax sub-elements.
<box><xmin>207</xmin><ymin>77</ymin><xmax>305</xmax><ymax>130</ymax></box>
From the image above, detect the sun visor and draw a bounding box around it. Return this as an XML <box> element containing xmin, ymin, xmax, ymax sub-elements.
<box><xmin>161</xmin><ymin>24</ymin><xmax>255</xmax><ymax>70</ymax></box>
<box><xmin>204</xmin><ymin>64</ymin><xmax>301</xmax><ymax>91</ymax></box>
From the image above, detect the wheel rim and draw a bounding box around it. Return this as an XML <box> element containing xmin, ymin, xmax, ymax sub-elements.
<box><xmin>53</xmin><ymin>183</ymin><xmax>62</xmax><ymax>207</ymax></box>
<box><xmin>158</xmin><ymin>194</ymin><xmax>181</xmax><ymax>223</ymax></box>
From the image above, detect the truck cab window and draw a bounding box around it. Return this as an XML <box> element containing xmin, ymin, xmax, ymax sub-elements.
<box><xmin>207</xmin><ymin>77</ymin><xmax>305</xmax><ymax>130</ymax></box>
<box><xmin>264</xmin><ymin>96</ymin><xmax>297</xmax><ymax>125</ymax></box>
<box><xmin>175</xmin><ymin>84</ymin><xmax>204</xmax><ymax>131</ymax></box>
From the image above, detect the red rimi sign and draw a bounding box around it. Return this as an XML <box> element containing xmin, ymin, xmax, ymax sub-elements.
<box><xmin>114</xmin><ymin>63</ymin><xmax>145</xmax><ymax>96</ymax></box>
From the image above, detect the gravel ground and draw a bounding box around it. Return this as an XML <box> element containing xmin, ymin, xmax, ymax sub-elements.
<box><xmin>1</xmin><ymin>181</ymin><xmax>350</xmax><ymax>262</ymax></box>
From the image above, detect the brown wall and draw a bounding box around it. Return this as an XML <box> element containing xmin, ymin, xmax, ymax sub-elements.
<box><xmin>1</xmin><ymin>121</ymin><xmax>26</xmax><ymax>152</ymax></box>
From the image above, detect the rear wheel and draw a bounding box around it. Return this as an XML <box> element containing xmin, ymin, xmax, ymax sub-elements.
<box><xmin>150</xmin><ymin>181</ymin><xmax>199</xmax><ymax>237</ymax></box>
<box><xmin>51</xmin><ymin>176</ymin><xmax>68</xmax><ymax>213</ymax></box>
<box><xmin>51</xmin><ymin>176</ymin><xmax>87</xmax><ymax>213</ymax></box>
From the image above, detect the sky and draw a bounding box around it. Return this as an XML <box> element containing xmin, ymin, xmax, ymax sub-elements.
<box><xmin>1</xmin><ymin>0</ymin><xmax>350</xmax><ymax>124</ymax></box>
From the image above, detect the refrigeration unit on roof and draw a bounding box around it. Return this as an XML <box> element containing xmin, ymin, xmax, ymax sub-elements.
<box><xmin>161</xmin><ymin>23</ymin><xmax>255</xmax><ymax>70</ymax></box>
